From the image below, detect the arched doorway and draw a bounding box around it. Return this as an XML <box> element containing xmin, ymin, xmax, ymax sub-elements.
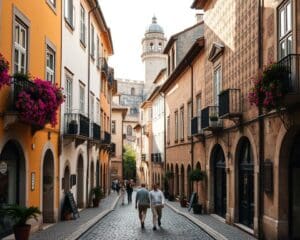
<box><xmin>289</xmin><ymin>134</ymin><xmax>300</xmax><ymax>238</ymax></box>
<box><xmin>187</xmin><ymin>165</ymin><xmax>192</xmax><ymax>199</ymax></box>
<box><xmin>63</xmin><ymin>166</ymin><xmax>70</xmax><ymax>193</ymax></box>
<box><xmin>96</xmin><ymin>160</ymin><xmax>100</xmax><ymax>187</ymax></box>
<box><xmin>0</xmin><ymin>141</ymin><xmax>26</xmax><ymax>238</ymax></box>
<box><xmin>237</xmin><ymin>138</ymin><xmax>254</xmax><ymax>228</ymax></box>
<box><xmin>180</xmin><ymin>165</ymin><xmax>185</xmax><ymax>196</ymax></box>
<box><xmin>170</xmin><ymin>164</ymin><xmax>174</xmax><ymax>196</ymax></box>
<box><xmin>43</xmin><ymin>150</ymin><xmax>54</xmax><ymax>223</ymax></box>
<box><xmin>90</xmin><ymin>161</ymin><xmax>94</xmax><ymax>190</ymax></box>
<box><xmin>212</xmin><ymin>144</ymin><xmax>226</xmax><ymax>218</ymax></box>
<box><xmin>175</xmin><ymin>164</ymin><xmax>179</xmax><ymax>196</ymax></box>
<box><xmin>77</xmin><ymin>154</ymin><xmax>84</xmax><ymax>208</ymax></box>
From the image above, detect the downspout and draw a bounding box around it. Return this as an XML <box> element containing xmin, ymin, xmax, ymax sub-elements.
<box><xmin>86</xmin><ymin>2</ymin><xmax>98</xmax><ymax>207</ymax></box>
<box><xmin>160</xmin><ymin>92</ymin><xmax>166</xmax><ymax>181</ymax></box>
<box><xmin>190</xmin><ymin>64</ymin><xmax>194</xmax><ymax>171</ymax></box>
<box><xmin>258</xmin><ymin>0</ymin><xmax>264</xmax><ymax>238</ymax></box>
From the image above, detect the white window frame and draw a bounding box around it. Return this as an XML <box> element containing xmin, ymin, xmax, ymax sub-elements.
<box><xmin>46</xmin><ymin>46</ymin><xmax>55</xmax><ymax>83</ymax></box>
<box><xmin>188</xmin><ymin>102</ymin><xmax>192</xmax><ymax>137</ymax></box>
<box><xmin>96</xmin><ymin>99</ymin><xmax>100</xmax><ymax>123</ymax></box>
<box><xmin>65</xmin><ymin>73</ymin><xmax>73</xmax><ymax>113</ymax></box>
<box><xmin>64</xmin><ymin>0</ymin><xmax>74</xmax><ymax>28</ymax></box>
<box><xmin>175</xmin><ymin>111</ymin><xmax>178</xmax><ymax>141</ymax></box>
<box><xmin>214</xmin><ymin>66</ymin><xmax>222</xmax><ymax>106</ymax></box>
<box><xmin>80</xmin><ymin>4</ymin><xmax>86</xmax><ymax>45</ymax></box>
<box><xmin>79</xmin><ymin>84</ymin><xmax>85</xmax><ymax>114</ymax></box>
<box><xmin>96</xmin><ymin>36</ymin><xmax>100</xmax><ymax>67</ymax></box>
<box><xmin>90</xmin><ymin>93</ymin><xmax>94</xmax><ymax>121</ymax></box>
<box><xmin>278</xmin><ymin>0</ymin><xmax>293</xmax><ymax>59</ymax></box>
<box><xmin>196</xmin><ymin>95</ymin><xmax>201</xmax><ymax>132</ymax></box>
<box><xmin>180</xmin><ymin>107</ymin><xmax>184</xmax><ymax>140</ymax></box>
<box><xmin>14</xmin><ymin>19</ymin><xmax>28</xmax><ymax>74</ymax></box>
<box><xmin>90</xmin><ymin>24</ymin><xmax>95</xmax><ymax>58</ymax></box>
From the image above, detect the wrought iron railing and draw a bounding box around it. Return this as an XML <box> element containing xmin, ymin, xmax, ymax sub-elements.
<box><xmin>219</xmin><ymin>89</ymin><xmax>241</xmax><ymax>118</ymax></box>
<box><xmin>201</xmin><ymin>106</ymin><xmax>222</xmax><ymax>130</ymax></box>
<box><xmin>92</xmin><ymin>122</ymin><xmax>100</xmax><ymax>141</ymax></box>
<box><xmin>11</xmin><ymin>77</ymin><xmax>35</xmax><ymax>110</ymax></box>
<box><xmin>108</xmin><ymin>67</ymin><xmax>114</xmax><ymax>85</ymax></box>
<box><xmin>277</xmin><ymin>54</ymin><xmax>300</xmax><ymax>94</ymax></box>
<box><xmin>64</xmin><ymin>113</ymin><xmax>90</xmax><ymax>137</ymax></box>
<box><xmin>100</xmin><ymin>57</ymin><xmax>108</xmax><ymax>76</ymax></box>
<box><xmin>110</xmin><ymin>142</ymin><xmax>116</xmax><ymax>156</ymax></box>
<box><xmin>101</xmin><ymin>131</ymin><xmax>111</xmax><ymax>144</ymax></box>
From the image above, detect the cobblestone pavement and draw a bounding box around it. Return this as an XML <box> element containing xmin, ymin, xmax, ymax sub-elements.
<box><xmin>78</xmin><ymin>192</ymin><xmax>214</xmax><ymax>240</ymax></box>
<box><xmin>29</xmin><ymin>192</ymin><xmax>119</xmax><ymax>240</ymax></box>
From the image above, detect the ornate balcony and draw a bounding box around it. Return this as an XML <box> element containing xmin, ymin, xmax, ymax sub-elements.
<box><xmin>219</xmin><ymin>89</ymin><xmax>242</xmax><ymax>119</ymax></box>
<box><xmin>191</xmin><ymin>116</ymin><xmax>204</xmax><ymax>141</ymax></box>
<box><xmin>100</xmin><ymin>57</ymin><xmax>108</xmax><ymax>77</ymax></box>
<box><xmin>101</xmin><ymin>131</ymin><xmax>111</xmax><ymax>145</ymax></box>
<box><xmin>151</xmin><ymin>153</ymin><xmax>163</xmax><ymax>164</ymax></box>
<box><xmin>277</xmin><ymin>54</ymin><xmax>300</xmax><ymax>106</ymax></box>
<box><xmin>110</xmin><ymin>142</ymin><xmax>116</xmax><ymax>156</ymax></box>
<box><xmin>108</xmin><ymin>67</ymin><xmax>114</xmax><ymax>86</ymax></box>
<box><xmin>201</xmin><ymin>106</ymin><xmax>222</xmax><ymax>131</ymax></box>
<box><xmin>90</xmin><ymin>122</ymin><xmax>101</xmax><ymax>143</ymax></box>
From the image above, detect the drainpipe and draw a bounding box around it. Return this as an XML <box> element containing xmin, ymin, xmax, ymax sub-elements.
<box><xmin>86</xmin><ymin>1</ymin><xmax>99</xmax><ymax>207</ymax></box>
<box><xmin>258</xmin><ymin>0</ymin><xmax>264</xmax><ymax>238</ymax></box>
<box><xmin>160</xmin><ymin>92</ymin><xmax>166</xmax><ymax>181</ymax></box>
<box><xmin>190</xmin><ymin>64</ymin><xmax>194</xmax><ymax>171</ymax></box>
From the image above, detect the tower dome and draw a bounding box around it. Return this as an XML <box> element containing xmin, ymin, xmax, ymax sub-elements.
<box><xmin>146</xmin><ymin>16</ymin><xmax>164</xmax><ymax>34</ymax></box>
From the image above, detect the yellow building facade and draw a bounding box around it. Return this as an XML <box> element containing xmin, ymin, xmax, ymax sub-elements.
<box><xmin>0</xmin><ymin>0</ymin><xmax>61</xmax><ymax>237</ymax></box>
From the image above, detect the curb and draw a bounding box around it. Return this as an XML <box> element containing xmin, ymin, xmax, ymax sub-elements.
<box><xmin>166</xmin><ymin>202</ymin><xmax>228</xmax><ymax>240</ymax></box>
<box><xmin>67</xmin><ymin>194</ymin><xmax>120</xmax><ymax>240</ymax></box>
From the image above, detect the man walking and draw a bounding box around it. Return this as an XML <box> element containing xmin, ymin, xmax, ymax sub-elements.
<box><xmin>149</xmin><ymin>183</ymin><xmax>165</xmax><ymax>231</ymax></box>
<box><xmin>126</xmin><ymin>181</ymin><xmax>133</xmax><ymax>203</ymax></box>
<box><xmin>135</xmin><ymin>183</ymin><xmax>150</xmax><ymax>229</ymax></box>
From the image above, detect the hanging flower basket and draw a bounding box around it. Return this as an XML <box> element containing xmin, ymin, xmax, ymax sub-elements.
<box><xmin>249</xmin><ymin>63</ymin><xmax>289</xmax><ymax>111</ymax></box>
<box><xmin>15</xmin><ymin>77</ymin><xmax>64</xmax><ymax>127</ymax></box>
<box><xmin>188</xmin><ymin>168</ymin><xmax>205</xmax><ymax>182</ymax></box>
<box><xmin>0</xmin><ymin>53</ymin><xmax>11</xmax><ymax>89</ymax></box>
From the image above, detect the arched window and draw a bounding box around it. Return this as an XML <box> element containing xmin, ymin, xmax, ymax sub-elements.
<box><xmin>131</xmin><ymin>87</ymin><xmax>135</xmax><ymax>95</ymax></box>
<box><xmin>150</xmin><ymin>42</ymin><xmax>154</xmax><ymax>50</ymax></box>
<box><xmin>127</xmin><ymin>125</ymin><xmax>132</xmax><ymax>136</ymax></box>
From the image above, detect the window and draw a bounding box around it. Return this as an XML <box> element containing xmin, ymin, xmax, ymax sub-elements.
<box><xmin>131</xmin><ymin>87</ymin><xmax>135</xmax><ymax>95</ymax></box>
<box><xmin>127</xmin><ymin>125</ymin><xmax>132</xmax><ymax>136</ymax></box>
<box><xmin>79</xmin><ymin>84</ymin><xmax>85</xmax><ymax>113</ymax></box>
<box><xmin>14</xmin><ymin>19</ymin><xmax>28</xmax><ymax>74</ymax></box>
<box><xmin>196</xmin><ymin>95</ymin><xmax>201</xmax><ymax>132</ymax></box>
<box><xmin>90</xmin><ymin>93</ymin><xmax>94</xmax><ymax>121</ymax></box>
<box><xmin>107</xmin><ymin>117</ymin><xmax>110</xmax><ymax>132</ymax></box>
<box><xmin>47</xmin><ymin>0</ymin><xmax>56</xmax><ymax>8</ymax></box>
<box><xmin>175</xmin><ymin>111</ymin><xmax>178</xmax><ymax>142</ymax></box>
<box><xmin>46</xmin><ymin>47</ymin><xmax>55</xmax><ymax>83</ymax></box>
<box><xmin>112</xmin><ymin>120</ymin><xmax>116</xmax><ymax>134</ymax></box>
<box><xmin>90</xmin><ymin>24</ymin><xmax>95</xmax><ymax>58</ymax></box>
<box><xmin>96</xmin><ymin>99</ymin><xmax>100</xmax><ymax>123</ymax></box>
<box><xmin>96</xmin><ymin>36</ymin><xmax>100</xmax><ymax>67</ymax></box>
<box><xmin>65</xmin><ymin>73</ymin><xmax>73</xmax><ymax>113</ymax></box>
<box><xmin>171</xmin><ymin>48</ymin><xmax>175</xmax><ymax>71</ymax></box>
<box><xmin>214</xmin><ymin>66</ymin><xmax>222</xmax><ymax>105</ymax></box>
<box><xmin>64</xmin><ymin>0</ymin><xmax>74</xmax><ymax>27</ymax></box>
<box><xmin>80</xmin><ymin>5</ymin><xmax>86</xmax><ymax>44</ymax></box>
<box><xmin>180</xmin><ymin>107</ymin><xmax>184</xmax><ymax>140</ymax></box>
<box><xmin>104</xmin><ymin>113</ymin><xmax>106</xmax><ymax>131</ymax></box>
<box><xmin>187</xmin><ymin>102</ymin><xmax>192</xmax><ymax>137</ymax></box>
<box><xmin>167</xmin><ymin>116</ymin><xmax>170</xmax><ymax>144</ymax></box>
<box><xmin>278</xmin><ymin>1</ymin><xmax>293</xmax><ymax>59</ymax></box>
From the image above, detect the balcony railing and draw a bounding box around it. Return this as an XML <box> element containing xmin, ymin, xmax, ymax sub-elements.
<box><xmin>151</xmin><ymin>153</ymin><xmax>162</xmax><ymax>163</ymax></box>
<box><xmin>141</xmin><ymin>154</ymin><xmax>146</xmax><ymax>161</ymax></box>
<box><xmin>10</xmin><ymin>77</ymin><xmax>35</xmax><ymax>110</ymax></box>
<box><xmin>201</xmin><ymin>106</ymin><xmax>222</xmax><ymax>131</ymax></box>
<box><xmin>91</xmin><ymin>122</ymin><xmax>101</xmax><ymax>141</ymax></box>
<box><xmin>219</xmin><ymin>89</ymin><xmax>242</xmax><ymax>119</ymax></box>
<box><xmin>108</xmin><ymin>67</ymin><xmax>114</xmax><ymax>85</ymax></box>
<box><xmin>64</xmin><ymin>113</ymin><xmax>90</xmax><ymax>138</ymax></box>
<box><xmin>277</xmin><ymin>54</ymin><xmax>300</xmax><ymax>94</ymax></box>
<box><xmin>101</xmin><ymin>131</ymin><xmax>111</xmax><ymax>144</ymax></box>
<box><xmin>100</xmin><ymin>57</ymin><xmax>108</xmax><ymax>76</ymax></box>
<box><xmin>110</xmin><ymin>142</ymin><xmax>116</xmax><ymax>156</ymax></box>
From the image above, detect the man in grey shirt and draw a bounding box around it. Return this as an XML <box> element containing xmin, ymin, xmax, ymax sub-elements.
<box><xmin>135</xmin><ymin>183</ymin><xmax>150</xmax><ymax>229</ymax></box>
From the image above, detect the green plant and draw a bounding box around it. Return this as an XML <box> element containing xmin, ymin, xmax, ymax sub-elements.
<box><xmin>0</xmin><ymin>205</ymin><xmax>41</xmax><ymax>226</ymax></box>
<box><xmin>92</xmin><ymin>187</ymin><xmax>104</xmax><ymax>200</ymax></box>
<box><xmin>188</xmin><ymin>169</ymin><xmax>205</xmax><ymax>182</ymax></box>
<box><xmin>209</xmin><ymin>115</ymin><xmax>218</xmax><ymax>121</ymax></box>
<box><xmin>13</xmin><ymin>72</ymin><xmax>31</xmax><ymax>82</ymax></box>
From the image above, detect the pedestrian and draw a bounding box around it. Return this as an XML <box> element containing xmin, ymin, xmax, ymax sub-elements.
<box><xmin>149</xmin><ymin>183</ymin><xmax>165</xmax><ymax>231</ymax></box>
<box><xmin>116</xmin><ymin>181</ymin><xmax>120</xmax><ymax>195</ymax></box>
<box><xmin>120</xmin><ymin>182</ymin><xmax>126</xmax><ymax>205</ymax></box>
<box><xmin>135</xmin><ymin>183</ymin><xmax>150</xmax><ymax>229</ymax></box>
<box><xmin>126</xmin><ymin>181</ymin><xmax>133</xmax><ymax>203</ymax></box>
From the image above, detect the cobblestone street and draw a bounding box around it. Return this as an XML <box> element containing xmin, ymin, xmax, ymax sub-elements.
<box><xmin>78</xmin><ymin>192</ymin><xmax>214</xmax><ymax>240</ymax></box>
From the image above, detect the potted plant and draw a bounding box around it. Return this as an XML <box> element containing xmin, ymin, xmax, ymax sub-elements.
<box><xmin>92</xmin><ymin>187</ymin><xmax>103</xmax><ymax>207</ymax></box>
<box><xmin>188</xmin><ymin>169</ymin><xmax>205</xmax><ymax>214</ymax></box>
<box><xmin>0</xmin><ymin>205</ymin><xmax>41</xmax><ymax>240</ymax></box>
<box><xmin>179</xmin><ymin>194</ymin><xmax>187</xmax><ymax>207</ymax></box>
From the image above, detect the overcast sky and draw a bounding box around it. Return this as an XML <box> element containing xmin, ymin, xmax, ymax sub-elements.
<box><xmin>99</xmin><ymin>0</ymin><xmax>199</xmax><ymax>81</ymax></box>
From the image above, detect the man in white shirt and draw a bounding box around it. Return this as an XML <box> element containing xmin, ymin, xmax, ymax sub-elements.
<box><xmin>149</xmin><ymin>183</ymin><xmax>165</xmax><ymax>231</ymax></box>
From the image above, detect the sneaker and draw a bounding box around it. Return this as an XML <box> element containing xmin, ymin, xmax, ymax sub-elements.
<box><xmin>141</xmin><ymin>222</ymin><xmax>144</xmax><ymax>229</ymax></box>
<box><xmin>158</xmin><ymin>219</ymin><xmax>161</xmax><ymax>226</ymax></box>
<box><xmin>153</xmin><ymin>226</ymin><xmax>157</xmax><ymax>231</ymax></box>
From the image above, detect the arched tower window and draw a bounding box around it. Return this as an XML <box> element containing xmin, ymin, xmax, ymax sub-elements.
<box><xmin>131</xmin><ymin>87</ymin><xmax>135</xmax><ymax>95</ymax></box>
<box><xmin>127</xmin><ymin>125</ymin><xmax>132</xmax><ymax>136</ymax></box>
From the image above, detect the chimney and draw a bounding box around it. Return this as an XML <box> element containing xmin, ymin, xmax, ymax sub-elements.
<box><xmin>196</xmin><ymin>13</ymin><xmax>204</xmax><ymax>23</ymax></box>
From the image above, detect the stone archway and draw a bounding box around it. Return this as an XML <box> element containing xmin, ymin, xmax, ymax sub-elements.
<box><xmin>96</xmin><ymin>160</ymin><xmax>100</xmax><ymax>187</ymax></box>
<box><xmin>90</xmin><ymin>161</ymin><xmax>95</xmax><ymax>190</ymax></box>
<box><xmin>187</xmin><ymin>165</ymin><xmax>192</xmax><ymax>199</ymax></box>
<box><xmin>63</xmin><ymin>166</ymin><xmax>70</xmax><ymax>193</ymax></box>
<box><xmin>77</xmin><ymin>154</ymin><xmax>84</xmax><ymax>208</ymax></box>
<box><xmin>0</xmin><ymin>140</ymin><xmax>26</xmax><ymax>238</ymax></box>
<box><xmin>211</xmin><ymin>144</ymin><xmax>226</xmax><ymax>218</ymax></box>
<box><xmin>180</xmin><ymin>165</ymin><xmax>185</xmax><ymax>196</ymax></box>
<box><xmin>42</xmin><ymin>149</ymin><xmax>54</xmax><ymax>223</ymax></box>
